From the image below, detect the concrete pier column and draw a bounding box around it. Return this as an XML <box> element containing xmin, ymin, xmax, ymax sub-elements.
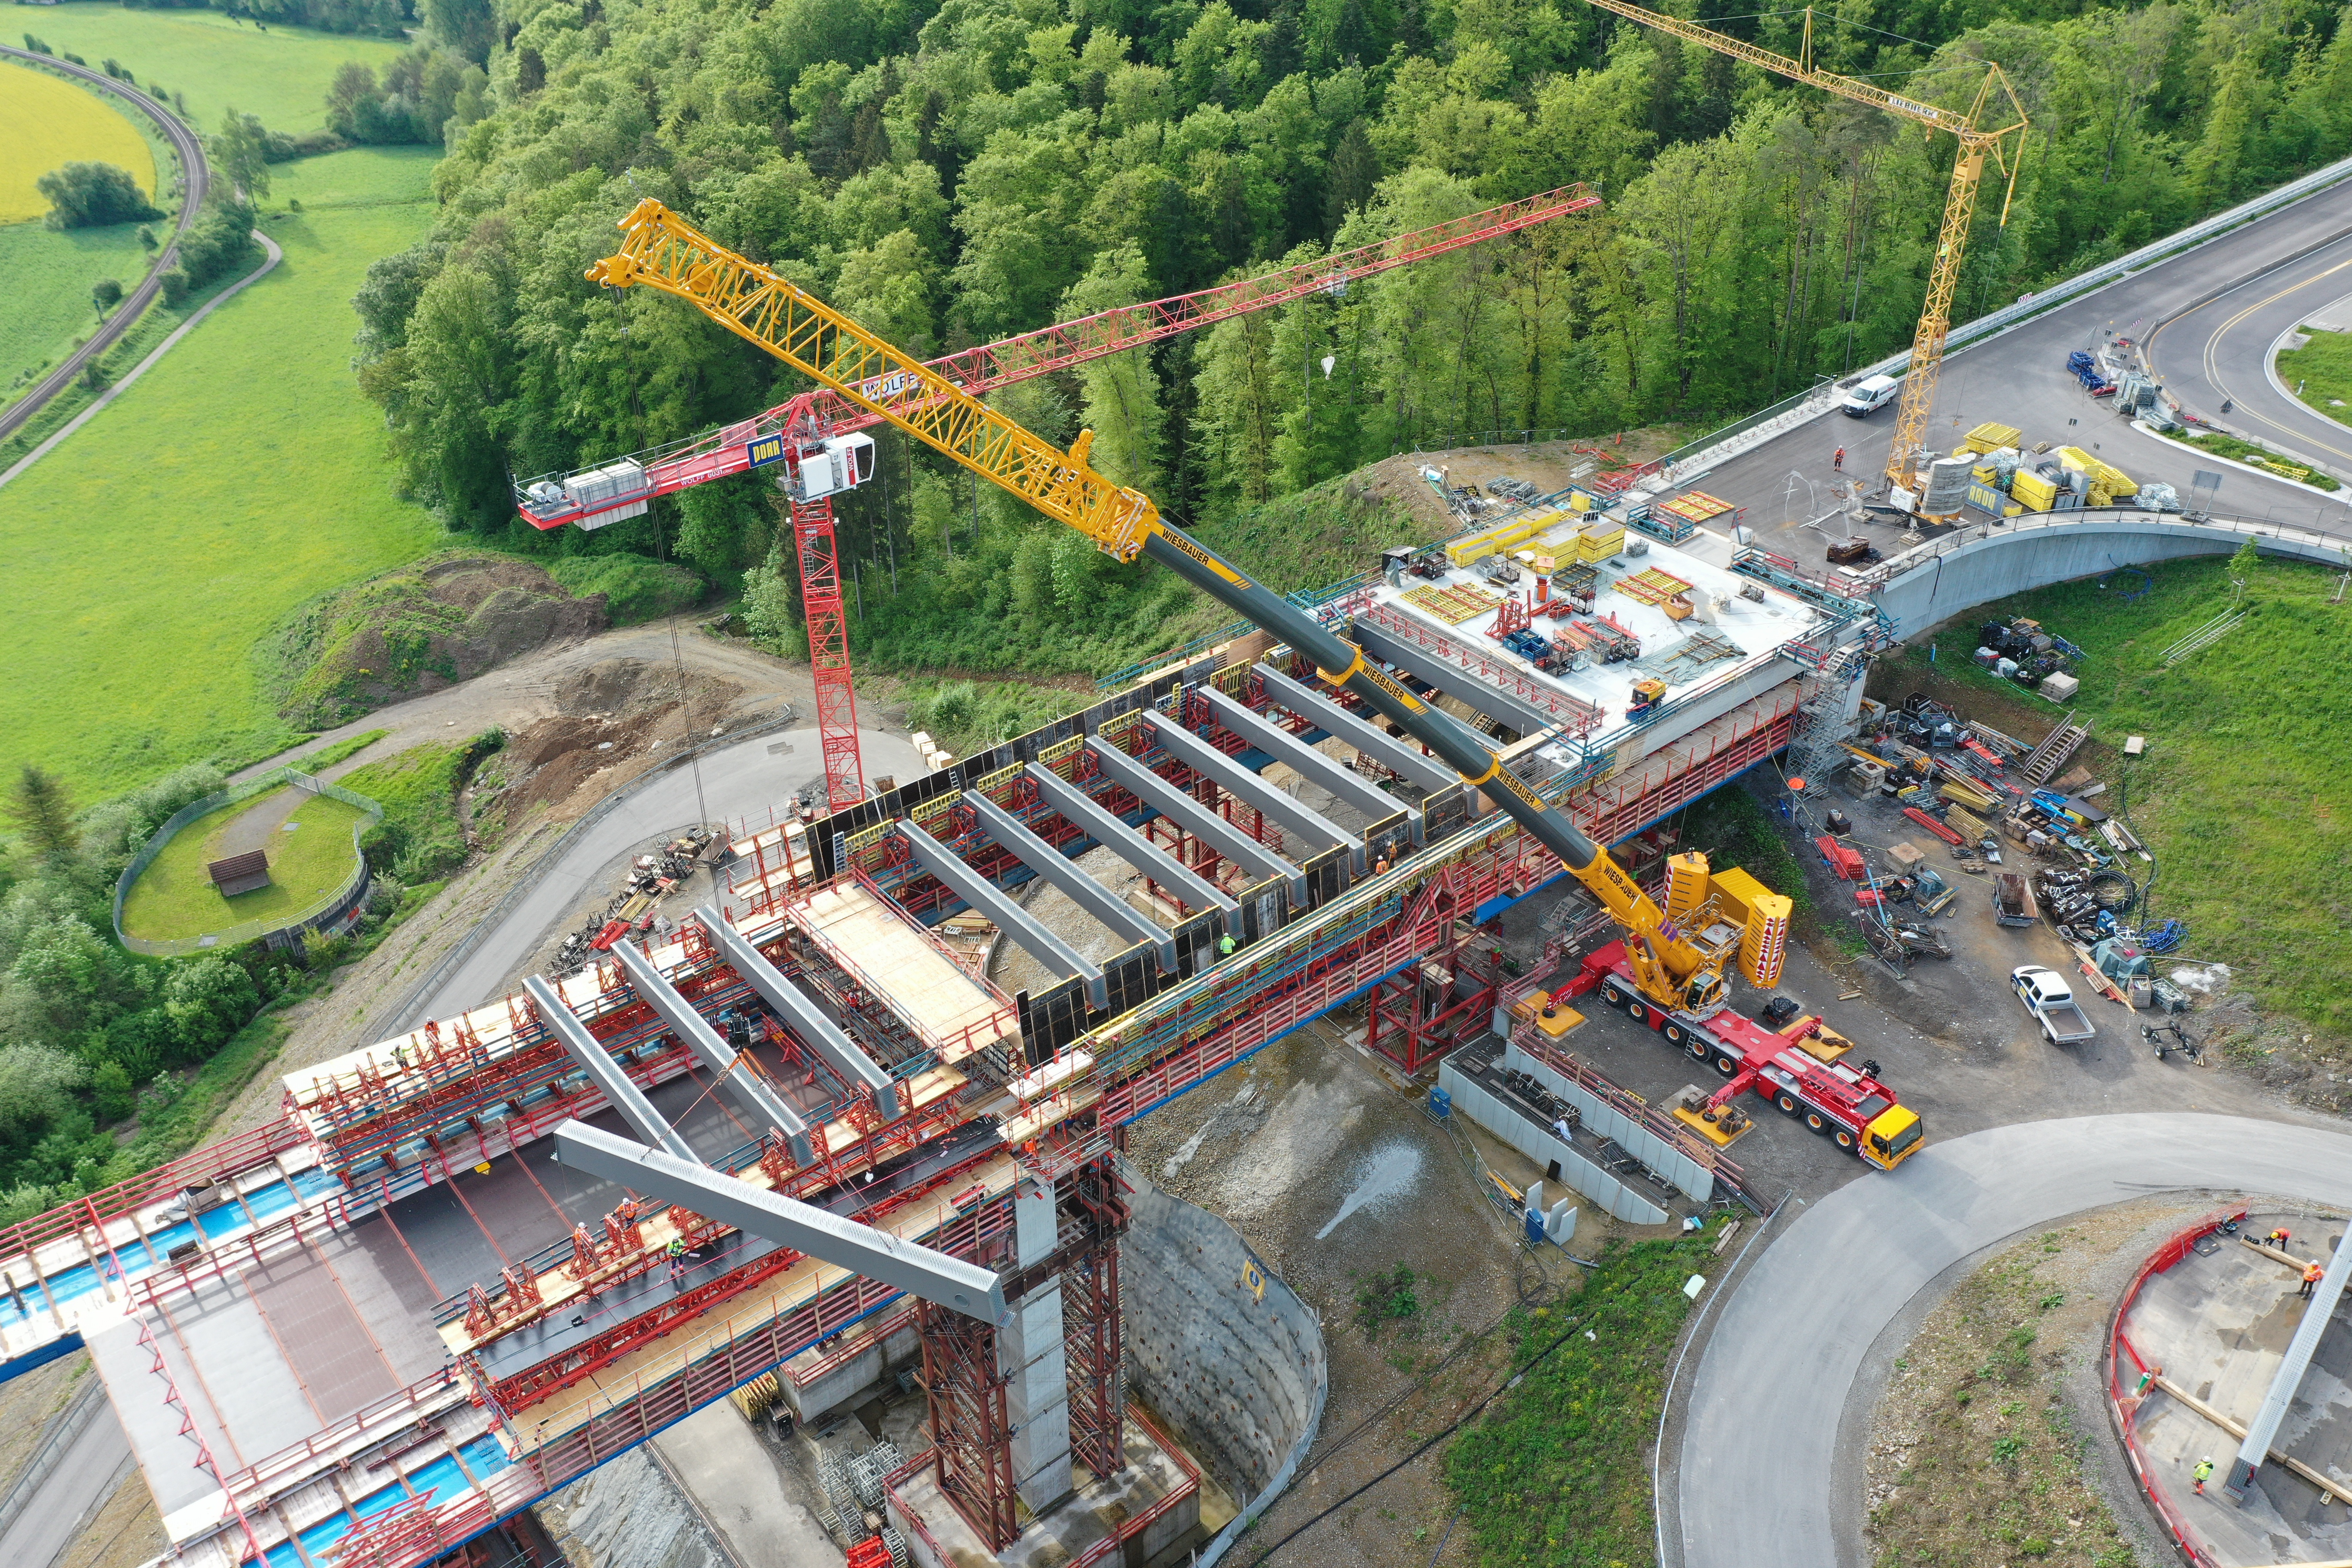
<box><xmin>1000</xmin><ymin>1176</ymin><xmax>1073</xmax><ymax>1512</ymax></box>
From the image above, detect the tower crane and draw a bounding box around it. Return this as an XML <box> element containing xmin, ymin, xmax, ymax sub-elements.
<box><xmin>585</xmin><ymin>197</ymin><xmax>1927</xmax><ymax>1167</ymax></box>
<box><xmin>1577</xmin><ymin>0</ymin><xmax>2027</xmax><ymax>495</ymax></box>
<box><xmin>524</xmin><ymin>186</ymin><xmax>1600</xmax><ymax>813</ymax></box>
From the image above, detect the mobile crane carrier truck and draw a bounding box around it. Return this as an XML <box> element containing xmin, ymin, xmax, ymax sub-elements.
<box><xmin>581</xmin><ymin>198</ymin><xmax>1925</xmax><ymax>1174</ymax></box>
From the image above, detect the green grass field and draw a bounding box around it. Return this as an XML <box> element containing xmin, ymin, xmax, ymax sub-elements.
<box><xmin>0</xmin><ymin>216</ymin><xmax>153</xmax><ymax>399</ymax></box>
<box><xmin>0</xmin><ymin>59</ymin><xmax>154</xmax><ymax>222</ymax></box>
<box><xmin>119</xmin><ymin>787</ymin><xmax>368</xmax><ymax>940</ymax></box>
<box><xmin>1877</xmin><ymin>550</ymin><xmax>2352</xmax><ymax>1037</ymax></box>
<box><xmin>2278</xmin><ymin>326</ymin><xmax>2352</xmax><ymax>429</ymax></box>
<box><xmin>18</xmin><ymin>4</ymin><xmax>411</xmax><ymax>134</ymax></box>
<box><xmin>0</xmin><ymin>146</ymin><xmax>444</xmax><ymax>799</ymax></box>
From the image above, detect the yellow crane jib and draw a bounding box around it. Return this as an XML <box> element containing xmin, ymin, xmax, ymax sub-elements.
<box><xmin>588</xmin><ymin>200</ymin><xmax>1172</xmax><ymax>567</ymax></box>
<box><xmin>588</xmin><ymin>196</ymin><xmax>1785</xmax><ymax>995</ymax></box>
<box><xmin>1576</xmin><ymin>1</ymin><xmax>2027</xmax><ymax>493</ymax></box>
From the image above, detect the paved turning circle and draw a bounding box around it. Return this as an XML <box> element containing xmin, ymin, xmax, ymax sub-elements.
<box><xmin>1680</xmin><ymin>1114</ymin><xmax>2352</xmax><ymax>1568</ymax></box>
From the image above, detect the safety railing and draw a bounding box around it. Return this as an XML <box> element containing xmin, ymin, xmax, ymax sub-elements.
<box><xmin>114</xmin><ymin>767</ymin><xmax>383</xmax><ymax>957</ymax></box>
<box><xmin>2104</xmin><ymin>1207</ymin><xmax>2246</xmax><ymax>1568</ymax></box>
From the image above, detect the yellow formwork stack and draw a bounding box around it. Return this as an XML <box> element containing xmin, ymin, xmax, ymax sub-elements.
<box><xmin>1956</xmin><ymin>421</ymin><xmax>2023</xmax><ymax>457</ymax></box>
<box><xmin>2010</xmin><ymin>469</ymin><xmax>2058</xmax><ymax>511</ymax></box>
<box><xmin>1444</xmin><ymin>506</ymin><xmax>1565</xmax><ymax>567</ymax></box>
<box><xmin>1575</xmin><ymin>521</ymin><xmax>1626</xmax><ymax>561</ymax></box>
<box><xmin>2054</xmin><ymin>445</ymin><xmax>2137</xmax><ymax>505</ymax></box>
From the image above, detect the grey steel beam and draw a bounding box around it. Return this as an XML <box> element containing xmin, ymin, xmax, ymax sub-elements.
<box><xmin>1140</xmin><ymin>711</ymin><xmax>1364</xmax><ymax>872</ymax></box>
<box><xmin>1201</xmin><ymin>685</ymin><xmax>1421</xmax><ymax>835</ymax></box>
<box><xmin>552</xmin><ymin>1121</ymin><xmax>1006</xmax><ymax>1322</ymax></box>
<box><xmin>1024</xmin><ymin>764</ymin><xmax>1236</xmax><ymax>917</ymax></box>
<box><xmin>693</xmin><ymin>908</ymin><xmax>903</xmax><ymax>1122</ymax></box>
<box><xmin>611</xmin><ymin>940</ymin><xmax>815</xmax><ymax>1166</ymax></box>
<box><xmin>1085</xmin><ymin>741</ymin><xmax>1301</xmax><ymax>900</ymax></box>
<box><xmin>1253</xmin><ymin>662</ymin><xmax>1456</xmax><ymax>791</ymax></box>
<box><xmin>524</xmin><ymin>974</ymin><xmax>698</xmax><ymax>1163</ymax></box>
<box><xmin>1349</xmin><ymin>621</ymin><xmax>1557</xmax><ymax>736</ymax></box>
<box><xmin>897</xmin><ymin>819</ymin><xmax>1106</xmax><ymax>1008</ymax></box>
<box><xmin>2225</xmin><ymin>1232</ymin><xmax>2352</xmax><ymax>1500</ymax></box>
<box><xmin>966</xmin><ymin>792</ymin><xmax>1173</xmax><ymax>972</ymax></box>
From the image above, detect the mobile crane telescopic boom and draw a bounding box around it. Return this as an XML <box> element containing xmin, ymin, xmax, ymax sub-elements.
<box><xmin>1576</xmin><ymin>0</ymin><xmax>2027</xmax><ymax>493</ymax></box>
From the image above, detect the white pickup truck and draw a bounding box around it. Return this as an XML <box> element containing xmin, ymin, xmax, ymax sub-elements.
<box><xmin>2012</xmin><ymin>966</ymin><xmax>2096</xmax><ymax>1044</ymax></box>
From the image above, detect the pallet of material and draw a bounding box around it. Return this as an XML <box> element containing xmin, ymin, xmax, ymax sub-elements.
<box><xmin>1946</xmin><ymin>805</ymin><xmax>1991</xmax><ymax>843</ymax></box>
<box><xmin>1659</xmin><ymin>490</ymin><xmax>1735</xmax><ymax>523</ymax></box>
<box><xmin>1611</xmin><ymin>567</ymin><xmax>1695</xmax><ymax>608</ymax></box>
<box><xmin>1939</xmin><ymin>776</ymin><xmax>1999</xmax><ymax>811</ymax></box>
<box><xmin>1400</xmin><ymin>582</ymin><xmax>1504</xmax><ymax>625</ymax></box>
<box><xmin>1575</xmin><ymin>522</ymin><xmax>1627</xmax><ymax>561</ymax></box>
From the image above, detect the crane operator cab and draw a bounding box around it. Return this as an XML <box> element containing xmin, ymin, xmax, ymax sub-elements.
<box><xmin>785</xmin><ymin>432</ymin><xmax>876</xmax><ymax>504</ymax></box>
<box><xmin>1861</xmin><ymin>1103</ymin><xmax>1925</xmax><ymax>1170</ymax></box>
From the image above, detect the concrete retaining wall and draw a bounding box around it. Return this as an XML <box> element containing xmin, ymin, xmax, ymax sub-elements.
<box><xmin>1871</xmin><ymin>512</ymin><xmax>2348</xmax><ymax>640</ymax></box>
<box><xmin>1118</xmin><ymin>1165</ymin><xmax>1326</xmax><ymax>1563</ymax></box>
<box><xmin>1437</xmin><ymin>1062</ymin><xmax>1672</xmax><ymax>1225</ymax></box>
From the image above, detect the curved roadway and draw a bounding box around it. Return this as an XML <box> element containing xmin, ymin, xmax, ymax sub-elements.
<box><xmin>1679</xmin><ymin>1114</ymin><xmax>2352</xmax><ymax>1568</ymax></box>
<box><xmin>0</xmin><ymin>46</ymin><xmax>210</xmax><ymax>444</ymax></box>
<box><xmin>2147</xmin><ymin>227</ymin><xmax>2352</xmax><ymax>478</ymax></box>
<box><xmin>403</xmin><ymin>721</ymin><xmax>927</xmax><ymax>1028</ymax></box>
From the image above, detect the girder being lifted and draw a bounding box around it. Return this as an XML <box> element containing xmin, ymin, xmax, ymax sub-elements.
<box><xmin>551</xmin><ymin>1121</ymin><xmax>1007</xmax><ymax>1320</ymax></box>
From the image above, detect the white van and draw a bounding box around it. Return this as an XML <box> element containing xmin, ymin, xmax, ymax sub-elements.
<box><xmin>1841</xmin><ymin>374</ymin><xmax>1900</xmax><ymax>417</ymax></box>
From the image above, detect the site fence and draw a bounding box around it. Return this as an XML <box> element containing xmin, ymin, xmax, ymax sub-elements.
<box><xmin>113</xmin><ymin>767</ymin><xmax>383</xmax><ymax>957</ymax></box>
<box><xmin>2104</xmin><ymin>1206</ymin><xmax>2246</xmax><ymax>1568</ymax></box>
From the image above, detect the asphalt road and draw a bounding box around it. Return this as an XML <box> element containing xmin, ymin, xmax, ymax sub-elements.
<box><xmin>405</xmin><ymin>720</ymin><xmax>926</xmax><ymax>1027</ymax></box>
<box><xmin>1700</xmin><ymin>177</ymin><xmax>2352</xmax><ymax>558</ymax></box>
<box><xmin>0</xmin><ymin>1386</ymin><xmax>134</xmax><ymax>1568</ymax></box>
<box><xmin>2146</xmin><ymin>226</ymin><xmax>2352</xmax><ymax>476</ymax></box>
<box><xmin>1679</xmin><ymin>1114</ymin><xmax>2352</xmax><ymax>1568</ymax></box>
<box><xmin>0</xmin><ymin>46</ymin><xmax>210</xmax><ymax>444</ymax></box>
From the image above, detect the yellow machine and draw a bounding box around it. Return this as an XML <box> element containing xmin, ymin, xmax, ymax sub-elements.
<box><xmin>1576</xmin><ymin>2</ymin><xmax>2028</xmax><ymax>493</ymax></box>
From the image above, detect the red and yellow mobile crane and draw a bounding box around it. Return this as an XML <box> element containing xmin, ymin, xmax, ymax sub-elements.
<box><xmin>585</xmin><ymin>199</ymin><xmax>1925</xmax><ymax>1171</ymax></box>
<box><xmin>521</xmin><ymin>186</ymin><xmax>1601</xmax><ymax>812</ymax></box>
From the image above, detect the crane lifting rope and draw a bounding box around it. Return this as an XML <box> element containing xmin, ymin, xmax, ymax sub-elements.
<box><xmin>1577</xmin><ymin>1</ymin><xmax>2027</xmax><ymax>493</ymax></box>
<box><xmin>530</xmin><ymin>184</ymin><xmax>1599</xmax><ymax>812</ymax></box>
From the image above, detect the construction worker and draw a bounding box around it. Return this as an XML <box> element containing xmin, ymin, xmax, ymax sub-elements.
<box><xmin>2193</xmin><ymin>1457</ymin><xmax>2214</xmax><ymax>1494</ymax></box>
<box><xmin>2302</xmin><ymin>1260</ymin><xmax>2324</xmax><ymax>1299</ymax></box>
<box><xmin>1833</xmin><ymin>446</ymin><xmax>1846</xmax><ymax>471</ymax></box>
<box><xmin>667</xmin><ymin>1236</ymin><xmax>687</xmax><ymax>1286</ymax></box>
<box><xmin>1219</xmin><ymin>930</ymin><xmax>1237</xmax><ymax>957</ymax></box>
<box><xmin>2268</xmin><ymin>1226</ymin><xmax>2293</xmax><ymax>1250</ymax></box>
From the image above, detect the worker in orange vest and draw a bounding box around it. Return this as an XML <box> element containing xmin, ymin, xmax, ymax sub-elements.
<box><xmin>2301</xmin><ymin>1260</ymin><xmax>2324</xmax><ymax>1300</ymax></box>
<box><xmin>1833</xmin><ymin>446</ymin><xmax>1846</xmax><ymax>471</ymax></box>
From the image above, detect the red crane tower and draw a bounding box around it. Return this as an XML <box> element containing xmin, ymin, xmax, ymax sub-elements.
<box><xmin>519</xmin><ymin>184</ymin><xmax>1602</xmax><ymax>811</ymax></box>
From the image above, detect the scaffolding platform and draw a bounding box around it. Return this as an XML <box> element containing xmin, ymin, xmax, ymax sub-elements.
<box><xmin>791</xmin><ymin>879</ymin><xmax>1019</xmax><ymax>1067</ymax></box>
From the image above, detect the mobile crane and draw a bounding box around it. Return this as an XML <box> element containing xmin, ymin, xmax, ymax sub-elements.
<box><xmin>1578</xmin><ymin>0</ymin><xmax>2027</xmax><ymax>497</ymax></box>
<box><xmin>525</xmin><ymin>184</ymin><xmax>1600</xmax><ymax>812</ymax></box>
<box><xmin>585</xmin><ymin>198</ymin><xmax>1925</xmax><ymax>1171</ymax></box>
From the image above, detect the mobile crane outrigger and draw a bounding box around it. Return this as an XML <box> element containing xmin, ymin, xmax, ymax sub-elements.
<box><xmin>585</xmin><ymin>199</ymin><xmax>1924</xmax><ymax>1172</ymax></box>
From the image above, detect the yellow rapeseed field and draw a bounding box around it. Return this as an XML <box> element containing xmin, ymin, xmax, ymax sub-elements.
<box><xmin>0</xmin><ymin>62</ymin><xmax>154</xmax><ymax>224</ymax></box>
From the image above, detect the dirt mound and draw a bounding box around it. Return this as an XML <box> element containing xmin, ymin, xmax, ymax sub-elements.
<box><xmin>262</xmin><ymin>553</ymin><xmax>609</xmax><ymax>730</ymax></box>
<box><xmin>479</xmin><ymin>657</ymin><xmax>750</xmax><ymax>824</ymax></box>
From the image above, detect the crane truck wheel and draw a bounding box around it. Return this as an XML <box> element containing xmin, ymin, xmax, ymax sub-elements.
<box><xmin>1803</xmin><ymin>1110</ymin><xmax>1831</xmax><ymax>1135</ymax></box>
<box><xmin>1712</xmin><ymin>1050</ymin><xmax>1740</xmax><ymax>1076</ymax></box>
<box><xmin>1600</xmin><ymin>984</ymin><xmax>1630</xmax><ymax>1012</ymax></box>
<box><xmin>1774</xmin><ymin>1091</ymin><xmax>1803</xmax><ymax>1117</ymax></box>
<box><xmin>1686</xmin><ymin>1037</ymin><xmax>1710</xmax><ymax>1063</ymax></box>
<box><xmin>1832</xmin><ymin>1127</ymin><xmax>1859</xmax><ymax>1152</ymax></box>
<box><xmin>1626</xmin><ymin>1001</ymin><xmax>1650</xmax><ymax>1026</ymax></box>
<box><xmin>1662</xmin><ymin>1022</ymin><xmax>1688</xmax><ymax>1048</ymax></box>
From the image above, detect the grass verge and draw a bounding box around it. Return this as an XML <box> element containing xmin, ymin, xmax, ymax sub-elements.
<box><xmin>15</xmin><ymin>4</ymin><xmax>413</xmax><ymax>134</ymax></box>
<box><xmin>0</xmin><ymin>145</ymin><xmax>444</xmax><ymax>801</ymax></box>
<box><xmin>1442</xmin><ymin>1225</ymin><xmax>1724</xmax><ymax>1566</ymax></box>
<box><xmin>119</xmin><ymin>789</ymin><xmax>368</xmax><ymax>941</ymax></box>
<box><xmin>2155</xmin><ymin>426</ymin><xmax>2341</xmax><ymax>490</ymax></box>
<box><xmin>1865</xmin><ymin>1222</ymin><xmax>2143</xmax><ymax>1568</ymax></box>
<box><xmin>340</xmin><ymin>732</ymin><xmax>503</xmax><ymax>883</ymax></box>
<box><xmin>2277</xmin><ymin>325</ymin><xmax>2352</xmax><ymax>428</ymax></box>
<box><xmin>0</xmin><ymin>214</ymin><xmax>154</xmax><ymax>402</ymax></box>
<box><xmin>1870</xmin><ymin>550</ymin><xmax>2352</xmax><ymax>1037</ymax></box>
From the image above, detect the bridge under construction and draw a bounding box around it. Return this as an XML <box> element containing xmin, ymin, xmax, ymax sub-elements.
<box><xmin>0</xmin><ymin>521</ymin><xmax>1878</xmax><ymax>1568</ymax></box>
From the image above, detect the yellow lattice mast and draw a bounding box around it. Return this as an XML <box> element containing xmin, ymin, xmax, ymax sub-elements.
<box><xmin>1577</xmin><ymin>0</ymin><xmax>2028</xmax><ymax>492</ymax></box>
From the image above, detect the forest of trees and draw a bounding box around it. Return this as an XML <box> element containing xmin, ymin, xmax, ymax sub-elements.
<box><xmin>352</xmin><ymin>0</ymin><xmax>2352</xmax><ymax>674</ymax></box>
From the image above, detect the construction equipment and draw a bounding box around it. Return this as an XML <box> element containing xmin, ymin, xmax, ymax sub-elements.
<box><xmin>589</xmin><ymin>198</ymin><xmax>1923</xmax><ymax>1172</ymax></box>
<box><xmin>530</xmin><ymin>187</ymin><xmax>1602</xmax><ymax>811</ymax></box>
<box><xmin>1576</xmin><ymin>1</ymin><xmax>2027</xmax><ymax>493</ymax></box>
